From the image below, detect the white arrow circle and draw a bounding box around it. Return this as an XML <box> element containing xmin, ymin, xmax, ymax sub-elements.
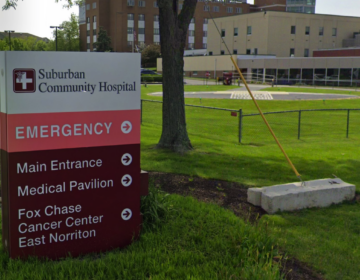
<box><xmin>121</xmin><ymin>174</ymin><xmax>132</xmax><ymax>187</ymax></box>
<box><xmin>121</xmin><ymin>121</ymin><xmax>132</xmax><ymax>134</ymax></box>
<box><xmin>121</xmin><ymin>153</ymin><xmax>133</xmax><ymax>166</ymax></box>
<box><xmin>121</xmin><ymin>208</ymin><xmax>132</xmax><ymax>221</ymax></box>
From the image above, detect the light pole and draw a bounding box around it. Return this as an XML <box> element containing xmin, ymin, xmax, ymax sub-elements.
<box><xmin>4</xmin><ymin>30</ymin><xmax>15</xmax><ymax>51</ymax></box>
<box><xmin>50</xmin><ymin>26</ymin><xmax>63</xmax><ymax>51</ymax></box>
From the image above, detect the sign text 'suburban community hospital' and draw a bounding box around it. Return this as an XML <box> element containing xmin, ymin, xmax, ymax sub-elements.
<box><xmin>1</xmin><ymin>51</ymin><xmax>144</xmax><ymax>259</ymax></box>
<box><xmin>16</xmin><ymin>68</ymin><xmax>137</xmax><ymax>95</ymax></box>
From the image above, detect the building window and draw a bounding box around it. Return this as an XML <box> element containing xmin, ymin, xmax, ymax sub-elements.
<box><xmin>188</xmin><ymin>43</ymin><xmax>194</xmax><ymax>49</ymax></box>
<box><xmin>139</xmin><ymin>14</ymin><xmax>145</xmax><ymax>21</ymax></box>
<box><xmin>254</xmin><ymin>48</ymin><xmax>258</xmax><ymax>55</ymax></box>
<box><xmin>93</xmin><ymin>16</ymin><xmax>96</xmax><ymax>22</ymax></box>
<box><xmin>226</xmin><ymin>7</ymin><xmax>233</xmax><ymax>13</ymax></box>
<box><xmin>153</xmin><ymin>1</ymin><xmax>158</xmax><ymax>8</ymax></box>
<box><xmin>87</xmin><ymin>30</ymin><xmax>90</xmax><ymax>36</ymax></box>
<box><xmin>86</xmin><ymin>4</ymin><xmax>90</xmax><ymax>10</ymax></box>
<box><xmin>189</xmin><ymin>30</ymin><xmax>195</xmax><ymax>36</ymax></box>
<box><xmin>154</xmin><ymin>28</ymin><xmax>159</xmax><ymax>35</ymax></box>
<box><xmin>92</xmin><ymin>2</ymin><xmax>96</xmax><ymax>9</ymax></box>
<box><xmin>221</xmin><ymin>29</ymin><xmax>225</xmax><ymax>37</ymax></box>
<box><xmin>319</xmin><ymin>27</ymin><xmax>324</xmax><ymax>36</ymax></box>
<box><xmin>304</xmin><ymin>48</ymin><xmax>309</xmax><ymax>57</ymax></box>
<box><xmin>154</xmin><ymin>15</ymin><xmax>159</xmax><ymax>21</ymax></box>
<box><xmin>127</xmin><ymin>28</ymin><xmax>133</xmax><ymax>34</ymax></box>
<box><xmin>190</xmin><ymin>18</ymin><xmax>195</xmax><ymax>23</ymax></box>
<box><xmin>87</xmin><ymin>43</ymin><xmax>90</xmax><ymax>49</ymax></box>
<box><xmin>93</xmin><ymin>29</ymin><xmax>96</xmax><ymax>35</ymax></box>
<box><xmin>203</xmin><ymin>18</ymin><xmax>208</xmax><ymax>24</ymax></box>
<box><xmin>236</xmin><ymin>7</ymin><xmax>242</xmax><ymax>13</ymax></box>
<box><xmin>291</xmin><ymin>26</ymin><xmax>296</xmax><ymax>34</ymax></box>
<box><xmin>204</xmin><ymin>5</ymin><xmax>210</xmax><ymax>11</ymax></box>
<box><xmin>290</xmin><ymin>48</ymin><xmax>295</xmax><ymax>56</ymax></box>
<box><xmin>203</xmin><ymin>43</ymin><xmax>207</xmax><ymax>48</ymax></box>
<box><xmin>247</xmin><ymin>26</ymin><xmax>252</xmax><ymax>35</ymax></box>
<box><xmin>332</xmin><ymin>28</ymin><xmax>337</xmax><ymax>36</ymax></box>
<box><xmin>127</xmin><ymin>0</ymin><xmax>135</xmax><ymax>6</ymax></box>
<box><xmin>203</xmin><ymin>31</ymin><xmax>207</xmax><ymax>37</ymax></box>
<box><xmin>246</xmin><ymin>49</ymin><xmax>251</xmax><ymax>54</ymax></box>
<box><xmin>305</xmin><ymin>26</ymin><xmax>310</xmax><ymax>35</ymax></box>
<box><xmin>233</xmin><ymin>49</ymin><xmax>238</xmax><ymax>54</ymax></box>
<box><xmin>154</xmin><ymin>42</ymin><xmax>160</xmax><ymax>45</ymax></box>
<box><xmin>138</xmin><ymin>0</ymin><xmax>145</xmax><ymax>7</ymax></box>
<box><xmin>234</xmin><ymin>27</ymin><xmax>238</xmax><ymax>36</ymax></box>
<box><xmin>128</xmin><ymin>14</ymin><xmax>134</xmax><ymax>20</ymax></box>
<box><xmin>138</xmin><ymin>28</ymin><xmax>145</xmax><ymax>34</ymax></box>
<box><xmin>209</xmin><ymin>51</ymin><xmax>213</xmax><ymax>55</ymax></box>
<box><xmin>87</xmin><ymin>17</ymin><xmax>90</xmax><ymax>23</ymax></box>
<box><xmin>213</xmin><ymin>6</ymin><xmax>219</xmax><ymax>12</ymax></box>
<box><xmin>127</xmin><ymin>41</ymin><xmax>133</xmax><ymax>46</ymax></box>
<box><xmin>193</xmin><ymin>71</ymin><xmax>198</xmax><ymax>76</ymax></box>
<box><xmin>221</xmin><ymin>50</ymin><xmax>225</xmax><ymax>55</ymax></box>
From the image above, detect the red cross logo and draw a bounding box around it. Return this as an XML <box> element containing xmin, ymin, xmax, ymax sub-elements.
<box><xmin>13</xmin><ymin>69</ymin><xmax>36</xmax><ymax>93</ymax></box>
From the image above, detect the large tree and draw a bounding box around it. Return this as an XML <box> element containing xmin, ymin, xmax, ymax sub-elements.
<box><xmin>47</xmin><ymin>13</ymin><xmax>80</xmax><ymax>51</ymax></box>
<box><xmin>141</xmin><ymin>44</ymin><xmax>161</xmax><ymax>67</ymax></box>
<box><xmin>3</xmin><ymin>0</ymin><xmax>198</xmax><ymax>153</ymax></box>
<box><xmin>94</xmin><ymin>27</ymin><xmax>112</xmax><ymax>52</ymax></box>
<box><xmin>157</xmin><ymin>0</ymin><xmax>197</xmax><ymax>153</ymax></box>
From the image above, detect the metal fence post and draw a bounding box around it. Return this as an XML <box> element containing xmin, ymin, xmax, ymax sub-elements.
<box><xmin>141</xmin><ymin>99</ymin><xmax>143</xmax><ymax>125</ymax></box>
<box><xmin>239</xmin><ymin>109</ymin><xmax>243</xmax><ymax>143</ymax></box>
<box><xmin>346</xmin><ymin>109</ymin><xmax>350</xmax><ymax>138</ymax></box>
<box><xmin>298</xmin><ymin>110</ymin><xmax>301</xmax><ymax>140</ymax></box>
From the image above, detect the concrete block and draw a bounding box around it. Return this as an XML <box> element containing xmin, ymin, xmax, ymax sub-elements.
<box><xmin>247</xmin><ymin>178</ymin><xmax>356</xmax><ymax>214</ymax></box>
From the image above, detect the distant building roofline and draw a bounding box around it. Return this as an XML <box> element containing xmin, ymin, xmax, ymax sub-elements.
<box><xmin>210</xmin><ymin>10</ymin><xmax>360</xmax><ymax>20</ymax></box>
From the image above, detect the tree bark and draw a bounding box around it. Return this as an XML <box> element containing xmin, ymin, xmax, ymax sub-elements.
<box><xmin>157</xmin><ymin>0</ymin><xmax>197</xmax><ymax>153</ymax></box>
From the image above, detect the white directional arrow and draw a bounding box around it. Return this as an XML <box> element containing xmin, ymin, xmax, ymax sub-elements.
<box><xmin>121</xmin><ymin>174</ymin><xmax>132</xmax><ymax>187</ymax></box>
<box><xmin>121</xmin><ymin>153</ymin><xmax>133</xmax><ymax>166</ymax></box>
<box><xmin>121</xmin><ymin>121</ymin><xmax>132</xmax><ymax>134</ymax></box>
<box><xmin>121</xmin><ymin>208</ymin><xmax>132</xmax><ymax>221</ymax></box>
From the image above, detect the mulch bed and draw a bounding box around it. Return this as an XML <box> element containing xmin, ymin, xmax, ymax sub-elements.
<box><xmin>149</xmin><ymin>172</ymin><xmax>325</xmax><ymax>280</ymax></box>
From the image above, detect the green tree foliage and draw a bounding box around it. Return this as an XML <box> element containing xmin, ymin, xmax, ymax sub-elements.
<box><xmin>94</xmin><ymin>27</ymin><xmax>112</xmax><ymax>52</ymax></box>
<box><xmin>141</xmin><ymin>44</ymin><xmax>161</xmax><ymax>67</ymax></box>
<box><xmin>0</xmin><ymin>40</ymin><xmax>8</xmax><ymax>51</ymax></box>
<box><xmin>49</xmin><ymin>13</ymin><xmax>80</xmax><ymax>51</ymax></box>
<box><xmin>0</xmin><ymin>37</ymin><xmax>50</xmax><ymax>51</ymax></box>
<box><xmin>0</xmin><ymin>14</ymin><xmax>79</xmax><ymax>51</ymax></box>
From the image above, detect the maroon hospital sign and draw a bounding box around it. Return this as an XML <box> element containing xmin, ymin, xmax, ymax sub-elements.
<box><xmin>0</xmin><ymin>52</ymin><xmax>141</xmax><ymax>259</ymax></box>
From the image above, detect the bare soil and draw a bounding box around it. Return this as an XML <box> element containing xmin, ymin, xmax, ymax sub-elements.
<box><xmin>149</xmin><ymin>172</ymin><xmax>325</xmax><ymax>280</ymax></box>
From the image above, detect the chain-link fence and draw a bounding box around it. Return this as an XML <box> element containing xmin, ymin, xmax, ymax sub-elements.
<box><xmin>141</xmin><ymin>99</ymin><xmax>360</xmax><ymax>144</ymax></box>
<box><xmin>241</xmin><ymin>109</ymin><xmax>360</xmax><ymax>143</ymax></box>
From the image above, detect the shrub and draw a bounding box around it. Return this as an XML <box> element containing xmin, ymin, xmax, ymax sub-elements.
<box><xmin>140</xmin><ymin>186</ymin><xmax>174</xmax><ymax>232</ymax></box>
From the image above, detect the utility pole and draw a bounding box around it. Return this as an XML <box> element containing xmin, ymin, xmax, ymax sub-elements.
<box><xmin>50</xmin><ymin>26</ymin><xmax>63</xmax><ymax>51</ymax></box>
<box><xmin>4</xmin><ymin>30</ymin><xmax>15</xmax><ymax>51</ymax></box>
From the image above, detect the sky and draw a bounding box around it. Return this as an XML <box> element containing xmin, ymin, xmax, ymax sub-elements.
<box><xmin>0</xmin><ymin>0</ymin><xmax>359</xmax><ymax>39</ymax></box>
<box><xmin>0</xmin><ymin>0</ymin><xmax>78</xmax><ymax>39</ymax></box>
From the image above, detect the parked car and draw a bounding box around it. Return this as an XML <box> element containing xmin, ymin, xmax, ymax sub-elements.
<box><xmin>141</xmin><ymin>69</ymin><xmax>163</xmax><ymax>83</ymax></box>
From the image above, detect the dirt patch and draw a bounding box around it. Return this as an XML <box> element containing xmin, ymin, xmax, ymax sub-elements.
<box><xmin>150</xmin><ymin>172</ymin><xmax>324</xmax><ymax>280</ymax></box>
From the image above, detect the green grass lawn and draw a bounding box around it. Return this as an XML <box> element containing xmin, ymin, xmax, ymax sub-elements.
<box><xmin>140</xmin><ymin>84</ymin><xmax>360</xmax><ymax>280</ymax></box>
<box><xmin>1</xmin><ymin>84</ymin><xmax>360</xmax><ymax>279</ymax></box>
<box><xmin>262</xmin><ymin>86</ymin><xmax>360</xmax><ymax>96</ymax></box>
<box><xmin>0</xmin><ymin>196</ymin><xmax>282</xmax><ymax>280</ymax></box>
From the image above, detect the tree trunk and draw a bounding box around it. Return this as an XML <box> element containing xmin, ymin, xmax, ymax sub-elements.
<box><xmin>157</xmin><ymin>0</ymin><xmax>197</xmax><ymax>153</ymax></box>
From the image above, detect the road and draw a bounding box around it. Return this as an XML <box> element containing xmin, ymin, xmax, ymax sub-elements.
<box><xmin>178</xmin><ymin>79</ymin><xmax>360</xmax><ymax>100</ymax></box>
